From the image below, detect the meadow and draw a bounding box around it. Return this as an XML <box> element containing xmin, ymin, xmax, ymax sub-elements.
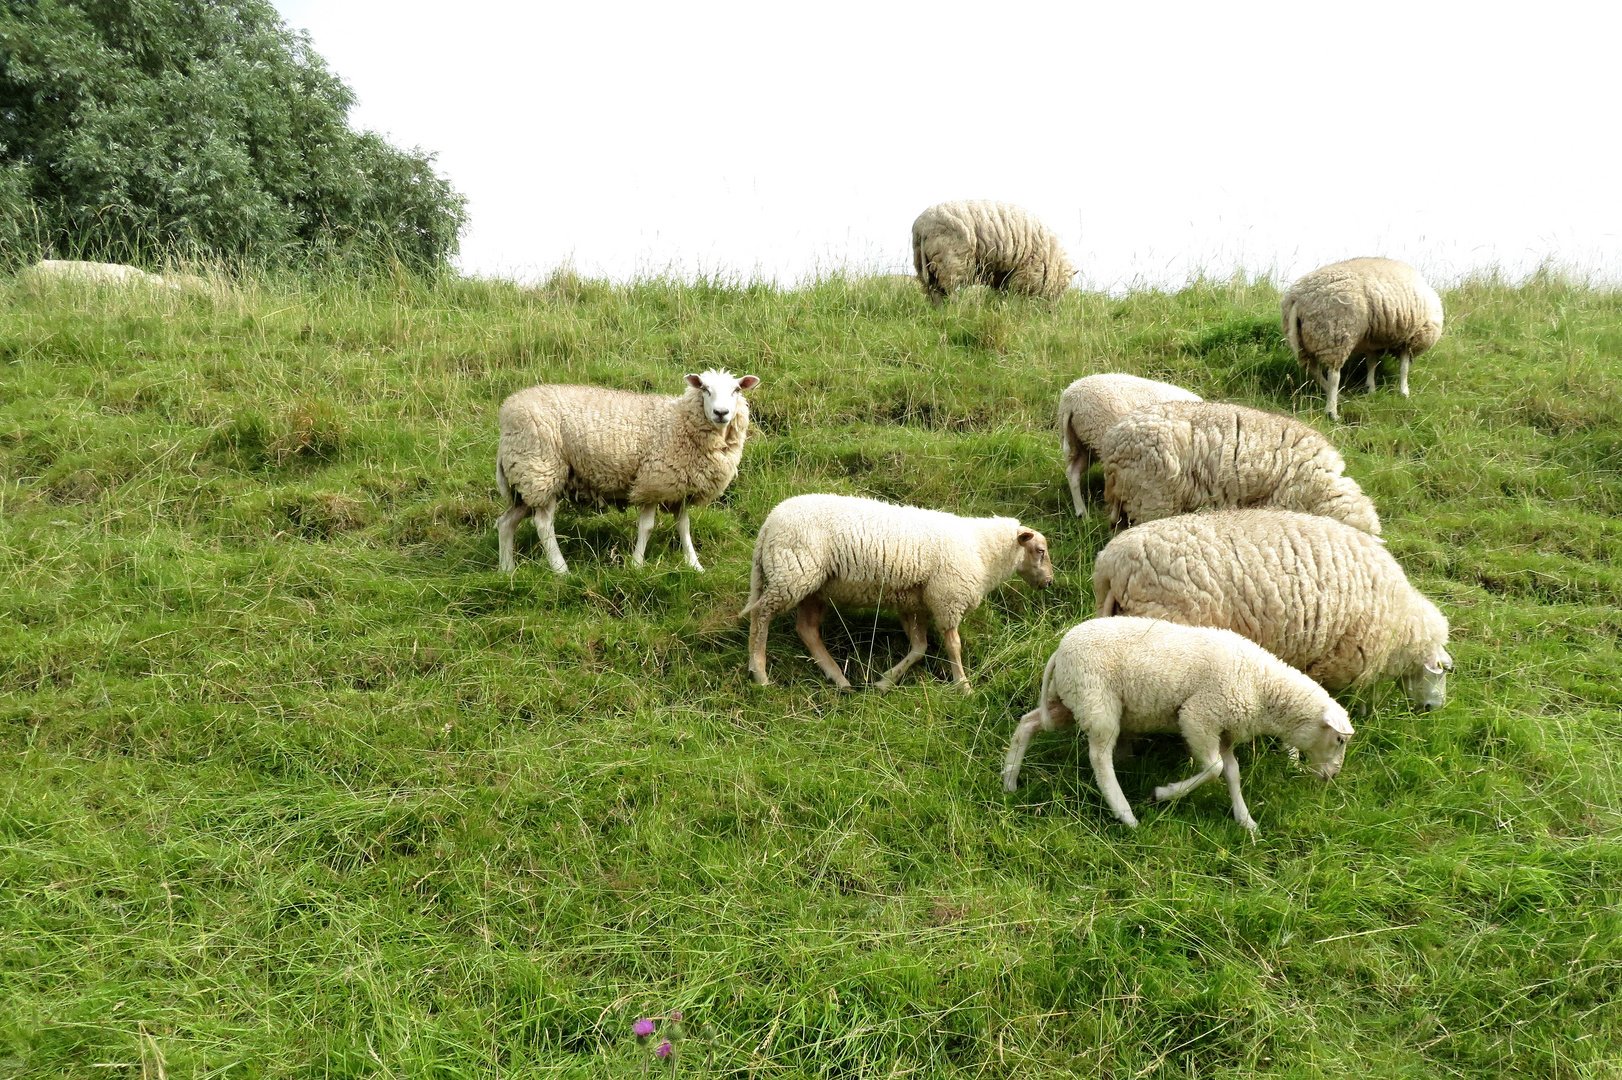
<box><xmin>1</xmin><ymin>269</ymin><xmax>1619</xmax><ymax>1078</ymax></box>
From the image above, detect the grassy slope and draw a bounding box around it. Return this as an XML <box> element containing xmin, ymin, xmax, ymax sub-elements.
<box><xmin>0</xmin><ymin>272</ymin><xmax>1619</xmax><ymax>1079</ymax></box>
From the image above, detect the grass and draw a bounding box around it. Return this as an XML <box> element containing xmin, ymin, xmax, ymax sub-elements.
<box><xmin>1</xmin><ymin>268</ymin><xmax>1619</xmax><ymax>1078</ymax></box>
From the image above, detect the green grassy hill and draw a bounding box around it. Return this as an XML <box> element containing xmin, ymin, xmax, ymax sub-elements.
<box><xmin>2</xmin><ymin>272</ymin><xmax>1619</xmax><ymax>1078</ymax></box>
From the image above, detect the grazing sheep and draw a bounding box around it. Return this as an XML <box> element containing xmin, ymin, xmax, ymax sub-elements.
<box><xmin>1002</xmin><ymin>617</ymin><xmax>1354</xmax><ymax>830</ymax></box>
<box><xmin>743</xmin><ymin>494</ymin><xmax>1053</xmax><ymax>692</ymax></box>
<box><xmin>20</xmin><ymin>259</ymin><xmax>175</xmax><ymax>290</ymax></box>
<box><xmin>1093</xmin><ymin>509</ymin><xmax>1453</xmax><ymax>707</ymax></box>
<box><xmin>1099</xmin><ymin>400</ymin><xmax>1382</xmax><ymax>535</ymax></box>
<box><xmin>1058</xmin><ymin>373</ymin><xmax>1202</xmax><ymax>515</ymax></box>
<box><xmin>495</xmin><ymin>369</ymin><xmax>758</xmax><ymax>575</ymax></box>
<box><xmin>1281</xmin><ymin>257</ymin><xmax>1444</xmax><ymax>420</ymax></box>
<box><xmin>911</xmin><ymin>200</ymin><xmax>1074</xmax><ymax>305</ymax></box>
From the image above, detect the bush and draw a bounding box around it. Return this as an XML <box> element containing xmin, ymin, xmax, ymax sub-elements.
<box><xmin>0</xmin><ymin>0</ymin><xmax>467</xmax><ymax>270</ymax></box>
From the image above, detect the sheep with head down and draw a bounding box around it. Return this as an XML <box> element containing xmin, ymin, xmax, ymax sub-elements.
<box><xmin>1092</xmin><ymin>508</ymin><xmax>1453</xmax><ymax>708</ymax></box>
<box><xmin>1003</xmin><ymin>617</ymin><xmax>1354</xmax><ymax>831</ymax></box>
<box><xmin>1281</xmin><ymin>257</ymin><xmax>1444</xmax><ymax>420</ymax></box>
<box><xmin>1057</xmin><ymin>373</ymin><xmax>1202</xmax><ymax>515</ymax></box>
<box><xmin>911</xmin><ymin>200</ymin><xmax>1073</xmax><ymax>305</ymax></box>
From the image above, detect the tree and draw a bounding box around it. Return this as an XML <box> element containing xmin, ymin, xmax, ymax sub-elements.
<box><xmin>0</xmin><ymin>0</ymin><xmax>467</xmax><ymax>269</ymax></box>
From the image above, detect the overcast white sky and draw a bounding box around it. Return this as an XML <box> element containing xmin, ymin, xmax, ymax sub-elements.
<box><xmin>274</xmin><ymin>0</ymin><xmax>1620</xmax><ymax>289</ymax></box>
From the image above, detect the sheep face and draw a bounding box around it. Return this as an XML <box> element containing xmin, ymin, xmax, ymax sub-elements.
<box><xmin>1295</xmin><ymin>704</ymin><xmax>1354</xmax><ymax>780</ymax></box>
<box><xmin>685</xmin><ymin>370</ymin><xmax>759</xmax><ymax>427</ymax></box>
<box><xmin>1015</xmin><ymin>529</ymin><xmax>1054</xmax><ymax>589</ymax></box>
<box><xmin>1402</xmin><ymin>649</ymin><xmax>1453</xmax><ymax>711</ymax></box>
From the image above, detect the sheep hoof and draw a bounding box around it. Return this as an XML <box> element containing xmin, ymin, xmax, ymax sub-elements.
<box><xmin>686</xmin><ymin>561</ymin><xmax>705</xmax><ymax>572</ymax></box>
<box><xmin>749</xmin><ymin>669</ymin><xmax>770</xmax><ymax>687</ymax></box>
<box><xmin>872</xmin><ymin>678</ymin><xmax>895</xmax><ymax>692</ymax></box>
<box><xmin>1237</xmin><ymin>817</ymin><xmax>1258</xmax><ymax>833</ymax></box>
<box><xmin>955</xmin><ymin>680</ymin><xmax>974</xmax><ymax>696</ymax></box>
<box><xmin>1152</xmin><ymin>785</ymin><xmax>1174</xmax><ymax>802</ymax></box>
<box><xmin>1118</xmin><ymin>814</ymin><xmax>1139</xmax><ymax>829</ymax></box>
<box><xmin>1001</xmin><ymin>771</ymin><xmax>1020</xmax><ymax>793</ymax></box>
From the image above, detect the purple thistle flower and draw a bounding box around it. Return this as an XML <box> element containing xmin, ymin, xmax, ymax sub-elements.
<box><xmin>655</xmin><ymin>1040</ymin><xmax>674</xmax><ymax>1059</ymax></box>
<box><xmin>634</xmin><ymin>1017</ymin><xmax>656</xmax><ymax>1040</ymax></box>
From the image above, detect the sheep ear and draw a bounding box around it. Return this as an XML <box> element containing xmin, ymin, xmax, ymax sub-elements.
<box><xmin>685</xmin><ymin>374</ymin><xmax>705</xmax><ymax>390</ymax></box>
<box><xmin>1423</xmin><ymin>660</ymin><xmax>1445</xmax><ymax>675</ymax></box>
<box><xmin>1017</xmin><ymin>529</ymin><xmax>1035</xmax><ymax>545</ymax></box>
<box><xmin>1324</xmin><ymin>709</ymin><xmax>1354</xmax><ymax>736</ymax></box>
<box><xmin>737</xmin><ymin>375</ymin><xmax>759</xmax><ymax>390</ymax></box>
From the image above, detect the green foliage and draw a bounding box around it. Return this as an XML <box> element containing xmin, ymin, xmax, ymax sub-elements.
<box><xmin>0</xmin><ymin>272</ymin><xmax>1619</xmax><ymax>1077</ymax></box>
<box><xmin>0</xmin><ymin>0</ymin><xmax>466</xmax><ymax>269</ymax></box>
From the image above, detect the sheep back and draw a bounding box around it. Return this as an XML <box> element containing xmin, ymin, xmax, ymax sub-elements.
<box><xmin>1100</xmin><ymin>400</ymin><xmax>1381</xmax><ymax>534</ymax></box>
<box><xmin>497</xmin><ymin>384</ymin><xmax>747</xmax><ymax>509</ymax></box>
<box><xmin>1059</xmin><ymin>374</ymin><xmax>1202</xmax><ymax>457</ymax></box>
<box><xmin>1092</xmin><ymin>508</ymin><xmax>1447</xmax><ymax>688</ymax></box>
<box><xmin>1281</xmin><ymin>257</ymin><xmax>1444</xmax><ymax>368</ymax></box>
<box><xmin>912</xmin><ymin>201</ymin><xmax>1073</xmax><ymax>303</ymax></box>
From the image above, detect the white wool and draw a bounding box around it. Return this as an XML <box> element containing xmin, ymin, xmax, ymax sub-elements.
<box><xmin>1057</xmin><ymin>373</ymin><xmax>1201</xmax><ymax>515</ymax></box>
<box><xmin>1002</xmin><ymin>617</ymin><xmax>1353</xmax><ymax>831</ymax></box>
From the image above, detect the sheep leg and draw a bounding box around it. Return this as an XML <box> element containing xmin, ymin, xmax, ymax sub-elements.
<box><xmin>1153</xmin><ymin>729</ymin><xmax>1224</xmax><ymax>803</ymax></box>
<box><xmin>674</xmin><ymin>503</ymin><xmax>703</xmax><ymax>571</ymax></box>
<box><xmin>942</xmin><ymin>625</ymin><xmax>971</xmax><ymax>693</ymax></box>
<box><xmin>1002</xmin><ymin>699</ymin><xmax>1075</xmax><ymax>791</ymax></box>
<box><xmin>1398</xmin><ymin>352</ymin><xmax>1412</xmax><ymax>396</ymax></box>
<box><xmin>1324</xmin><ymin>367</ymin><xmax>1341</xmax><ymax>421</ymax></box>
<box><xmin>1221</xmin><ymin>738</ymin><xmax>1257</xmax><ymax>832</ymax></box>
<box><xmin>1066</xmin><ymin>445</ymin><xmax>1091</xmax><ymax>517</ymax></box>
<box><xmin>795</xmin><ymin>594</ymin><xmax>851</xmax><ymax>690</ymax></box>
<box><xmin>1087</xmin><ymin>730</ymin><xmax>1138</xmax><ymax>828</ymax></box>
<box><xmin>496</xmin><ymin>502</ymin><xmax>535</xmax><ymax>575</ymax></box>
<box><xmin>1364</xmin><ymin>355</ymin><xmax>1379</xmax><ymax>392</ymax></box>
<box><xmin>631</xmin><ymin>506</ymin><xmax>657</xmax><ymax>566</ymax></box>
<box><xmin>534</xmin><ymin>501</ymin><xmax>569</xmax><ymax>575</ymax></box>
<box><xmin>748</xmin><ymin>602</ymin><xmax>778</xmax><ymax>685</ymax></box>
<box><xmin>874</xmin><ymin>611</ymin><xmax>929</xmax><ymax>691</ymax></box>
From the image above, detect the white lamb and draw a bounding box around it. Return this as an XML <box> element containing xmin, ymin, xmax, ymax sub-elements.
<box><xmin>743</xmin><ymin>494</ymin><xmax>1054</xmax><ymax>692</ymax></box>
<box><xmin>911</xmin><ymin>200</ymin><xmax>1074</xmax><ymax>305</ymax></box>
<box><xmin>1281</xmin><ymin>257</ymin><xmax>1444</xmax><ymax>420</ymax></box>
<box><xmin>20</xmin><ymin>259</ymin><xmax>176</xmax><ymax>290</ymax></box>
<box><xmin>1058</xmin><ymin>373</ymin><xmax>1202</xmax><ymax>515</ymax></box>
<box><xmin>1002</xmin><ymin>617</ymin><xmax>1355</xmax><ymax>831</ymax></box>
<box><xmin>495</xmin><ymin>370</ymin><xmax>758</xmax><ymax>574</ymax></box>
<box><xmin>1099</xmin><ymin>400</ymin><xmax>1382</xmax><ymax>535</ymax></box>
<box><xmin>1093</xmin><ymin>509</ymin><xmax>1453</xmax><ymax>708</ymax></box>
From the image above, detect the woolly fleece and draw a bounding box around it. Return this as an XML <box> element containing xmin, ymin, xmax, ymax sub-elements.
<box><xmin>1092</xmin><ymin>509</ymin><xmax>1452</xmax><ymax>701</ymax></box>
<box><xmin>1100</xmin><ymin>400</ymin><xmax>1382</xmax><ymax>534</ymax></box>
<box><xmin>1002</xmin><ymin>617</ymin><xmax>1353</xmax><ymax>830</ymax></box>
<box><xmin>1281</xmin><ymin>257</ymin><xmax>1444</xmax><ymax>419</ymax></box>
<box><xmin>1058</xmin><ymin>373</ymin><xmax>1202</xmax><ymax>514</ymax></box>
<box><xmin>911</xmin><ymin>200</ymin><xmax>1073</xmax><ymax>304</ymax></box>
<box><xmin>495</xmin><ymin>372</ymin><xmax>751</xmax><ymax>573</ymax></box>
<box><xmin>743</xmin><ymin>494</ymin><xmax>1052</xmax><ymax>691</ymax></box>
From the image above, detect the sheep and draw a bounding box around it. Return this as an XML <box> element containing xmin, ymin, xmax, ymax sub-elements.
<box><xmin>911</xmin><ymin>200</ymin><xmax>1074</xmax><ymax>305</ymax></box>
<box><xmin>742</xmin><ymin>493</ymin><xmax>1054</xmax><ymax>692</ymax></box>
<box><xmin>1099</xmin><ymin>400</ymin><xmax>1382</xmax><ymax>535</ymax></box>
<box><xmin>1058</xmin><ymin>373</ymin><xmax>1202</xmax><ymax>515</ymax></box>
<box><xmin>20</xmin><ymin>259</ymin><xmax>175</xmax><ymax>290</ymax></box>
<box><xmin>1092</xmin><ymin>508</ymin><xmax>1453</xmax><ymax>708</ymax></box>
<box><xmin>495</xmin><ymin>369</ymin><xmax>758</xmax><ymax>575</ymax></box>
<box><xmin>1002</xmin><ymin>617</ymin><xmax>1355</xmax><ymax>830</ymax></box>
<box><xmin>1281</xmin><ymin>257</ymin><xmax>1444</xmax><ymax>420</ymax></box>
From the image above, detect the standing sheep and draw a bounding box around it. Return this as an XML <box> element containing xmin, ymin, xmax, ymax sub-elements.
<box><xmin>1058</xmin><ymin>373</ymin><xmax>1202</xmax><ymax>515</ymax></box>
<box><xmin>743</xmin><ymin>494</ymin><xmax>1054</xmax><ymax>692</ymax></box>
<box><xmin>1282</xmin><ymin>257</ymin><xmax>1444</xmax><ymax>420</ymax></box>
<box><xmin>911</xmin><ymin>201</ymin><xmax>1074</xmax><ymax>305</ymax></box>
<box><xmin>1093</xmin><ymin>509</ymin><xmax>1453</xmax><ymax>707</ymax></box>
<box><xmin>1099</xmin><ymin>400</ymin><xmax>1382</xmax><ymax>534</ymax></box>
<box><xmin>495</xmin><ymin>369</ymin><xmax>758</xmax><ymax>575</ymax></box>
<box><xmin>1002</xmin><ymin>618</ymin><xmax>1354</xmax><ymax>830</ymax></box>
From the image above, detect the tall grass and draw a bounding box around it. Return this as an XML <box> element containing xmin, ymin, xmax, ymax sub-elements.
<box><xmin>1</xmin><ymin>270</ymin><xmax>1619</xmax><ymax>1078</ymax></box>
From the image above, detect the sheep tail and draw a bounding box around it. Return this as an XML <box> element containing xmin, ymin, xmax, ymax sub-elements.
<box><xmin>1283</xmin><ymin>299</ymin><xmax>1303</xmax><ymax>359</ymax></box>
<box><xmin>495</xmin><ymin>454</ymin><xmax>511</xmax><ymax>503</ymax></box>
<box><xmin>1038</xmin><ymin>647</ymin><xmax>1060</xmax><ymax>732</ymax></box>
